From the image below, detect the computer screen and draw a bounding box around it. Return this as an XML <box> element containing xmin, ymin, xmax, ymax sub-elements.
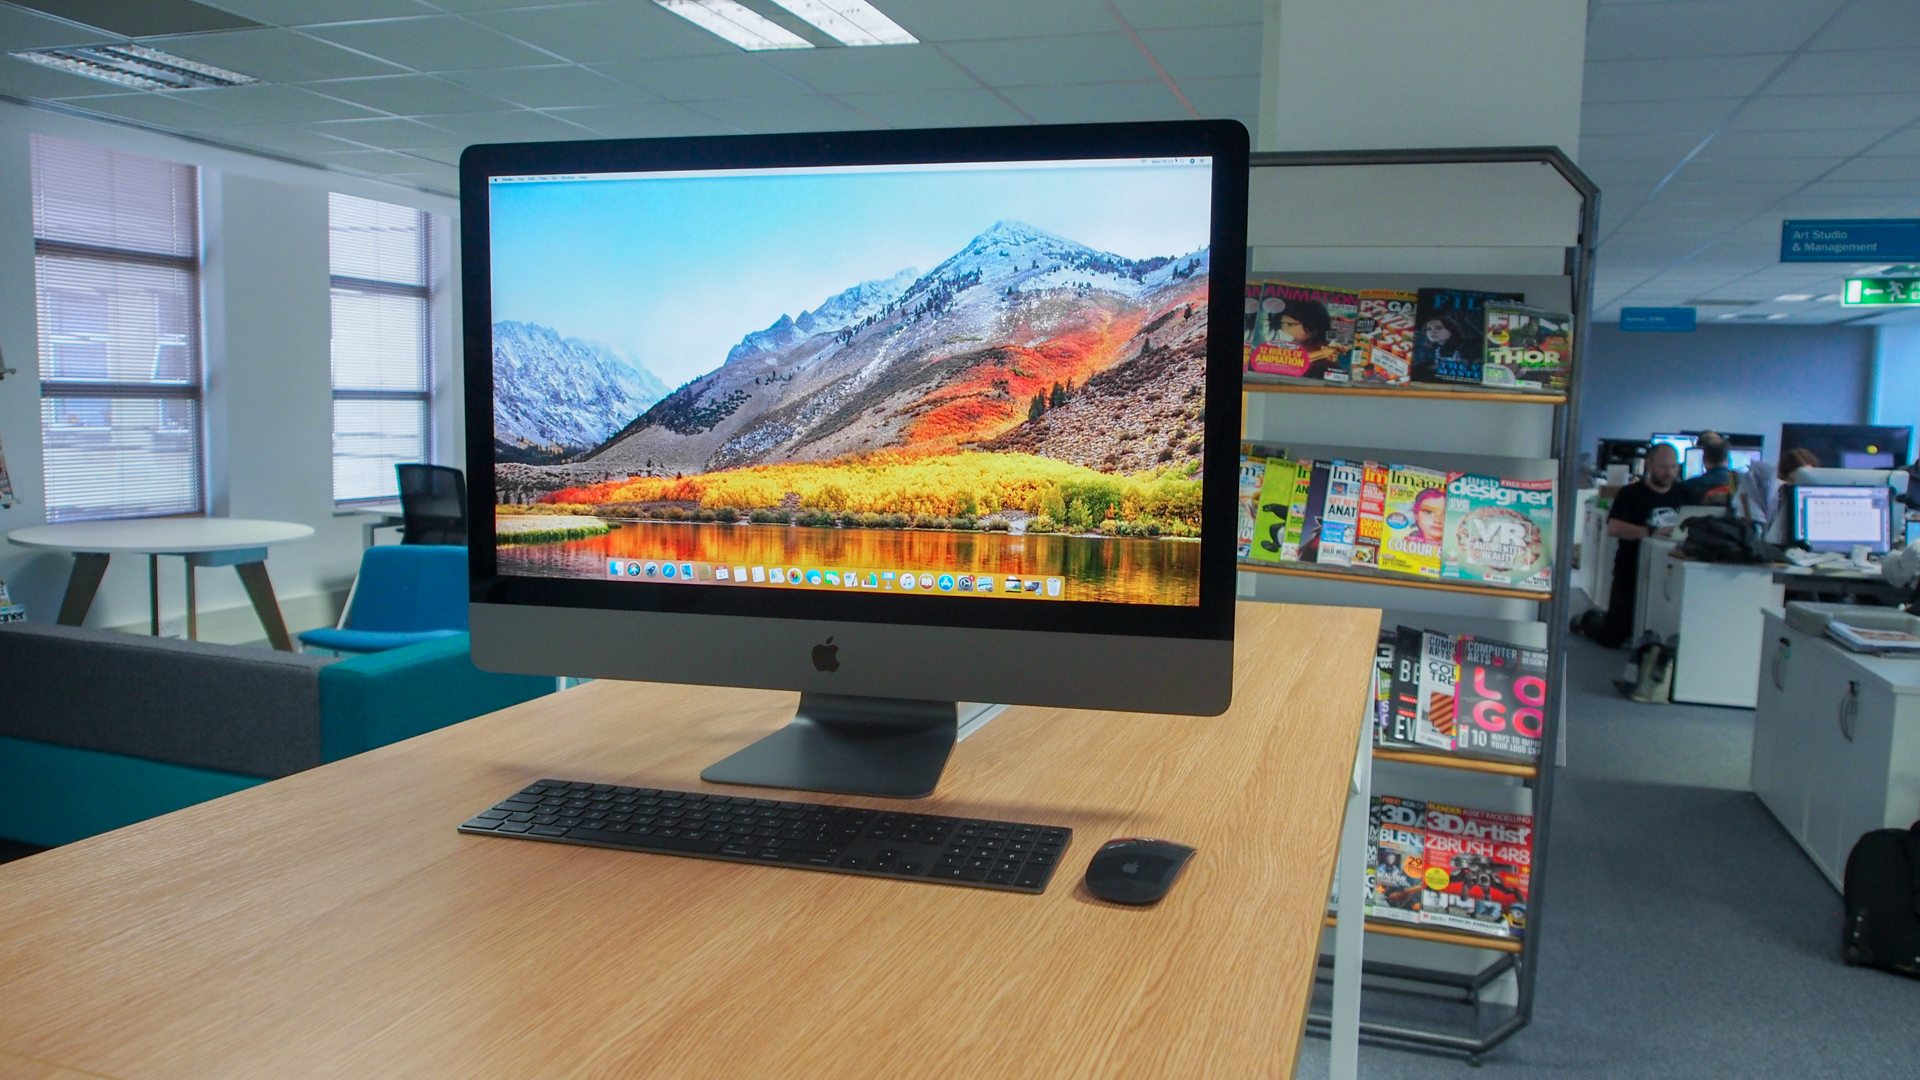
<box><xmin>1794</xmin><ymin>485</ymin><xmax>1891</xmax><ymax>553</ymax></box>
<box><xmin>462</xmin><ymin>122</ymin><xmax>1248</xmax><ymax>797</ymax></box>
<box><xmin>1650</xmin><ymin>433</ymin><xmax>1696</xmax><ymax>460</ymax></box>
<box><xmin>1682</xmin><ymin>446</ymin><xmax>1762</xmax><ymax>480</ymax></box>
<box><xmin>1780</xmin><ymin>423</ymin><xmax>1912</xmax><ymax>471</ymax></box>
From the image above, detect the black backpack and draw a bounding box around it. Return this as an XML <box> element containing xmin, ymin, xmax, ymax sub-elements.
<box><xmin>1842</xmin><ymin>822</ymin><xmax>1920</xmax><ymax>977</ymax></box>
<box><xmin>1677</xmin><ymin>513</ymin><xmax>1775</xmax><ymax>565</ymax></box>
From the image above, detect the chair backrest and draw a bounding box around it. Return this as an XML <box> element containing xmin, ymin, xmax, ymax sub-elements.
<box><xmin>397</xmin><ymin>464</ymin><xmax>468</xmax><ymax>545</ymax></box>
<box><xmin>344</xmin><ymin>544</ymin><xmax>469</xmax><ymax>633</ymax></box>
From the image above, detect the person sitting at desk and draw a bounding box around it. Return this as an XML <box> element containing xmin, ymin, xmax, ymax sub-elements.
<box><xmin>1680</xmin><ymin>432</ymin><xmax>1734</xmax><ymax>505</ymax></box>
<box><xmin>1592</xmin><ymin>441</ymin><xmax>1687</xmax><ymax>648</ymax></box>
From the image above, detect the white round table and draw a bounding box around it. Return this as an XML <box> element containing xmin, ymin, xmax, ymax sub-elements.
<box><xmin>8</xmin><ymin>518</ymin><xmax>316</xmax><ymax>650</ymax></box>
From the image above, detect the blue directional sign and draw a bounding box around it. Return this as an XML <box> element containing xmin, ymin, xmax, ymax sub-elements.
<box><xmin>1781</xmin><ymin>219</ymin><xmax>1920</xmax><ymax>262</ymax></box>
<box><xmin>1619</xmin><ymin>307</ymin><xmax>1695</xmax><ymax>332</ymax></box>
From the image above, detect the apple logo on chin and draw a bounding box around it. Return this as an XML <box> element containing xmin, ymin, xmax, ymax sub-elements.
<box><xmin>812</xmin><ymin>636</ymin><xmax>840</xmax><ymax>673</ymax></box>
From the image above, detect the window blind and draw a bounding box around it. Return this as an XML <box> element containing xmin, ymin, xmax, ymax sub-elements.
<box><xmin>329</xmin><ymin>192</ymin><xmax>432</xmax><ymax>504</ymax></box>
<box><xmin>32</xmin><ymin>134</ymin><xmax>202</xmax><ymax>522</ymax></box>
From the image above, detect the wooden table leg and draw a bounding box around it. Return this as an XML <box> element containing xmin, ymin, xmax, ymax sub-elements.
<box><xmin>57</xmin><ymin>552</ymin><xmax>111</xmax><ymax>626</ymax></box>
<box><xmin>234</xmin><ymin>561</ymin><xmax>292</xmax><ymax>651</ymax></box>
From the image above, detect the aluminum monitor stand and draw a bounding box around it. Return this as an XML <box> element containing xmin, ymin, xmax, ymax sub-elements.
<box><xmin>702</xmin><ymin>694</ymin><xmax>1005</xmax><ymax>798</ymax></box>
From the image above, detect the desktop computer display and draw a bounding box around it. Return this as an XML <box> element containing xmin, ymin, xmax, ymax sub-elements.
<box><xmin>1649</xmin><ymin>432</ymin><xmax>1696</xmax><ymax>460</ymax></box>
<box><xmin>1780</xmin><ymin>423</ymin><xmax>1912</xmax><ymax>470</ymax></box>
<box><xmin>1793</xmin><ymin>485</ymin><xmax>1891</xmax><ymax>554</ymax></box>
<box><xmin>462</xmin><ymin>122</ymin><xmax>1249</xmax><ymax>797</ymax></box>
<box><xmin>1682</xmin><ymin>446</ymin><xmax>1762</xmax><ymax>480</ymax></box>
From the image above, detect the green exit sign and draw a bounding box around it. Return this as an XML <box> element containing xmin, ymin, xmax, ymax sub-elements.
<box><xmin>1843</xmin><ymin>277</ymin><xmax>1920</xmax><ymax>306</ymax></box>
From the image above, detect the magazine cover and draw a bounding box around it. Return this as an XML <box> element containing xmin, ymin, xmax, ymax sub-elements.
<box><xmin>1354</xmin><ymin>461</ymin><xmax>1389</xmax><ymax>566</ymax></box>
<box><xmin>1367</xmin><ymin>795</ymin><xmax>1428</xmax><ymax>925</ymax></box>
<box><xmin>1245</xmin><ymin>281</ymin><xmax>1357</xmax><ymax>379</ymax></box>
<box><xmin>1415</xmin><ymin>629</ymin><xmax>1458</xmax><ymax>751</ymax></box>
<box><xmin>1317</xmin><ymin>461</ymin><xmax>1363</xmax><ymax>566</ymax></box>
<box><xmin>0</xmin><ymin>429</ymin><xmax>13</xmax><ymax>510</ymax></box>
<box><xmin>1294</xmin><ymin>459</ymin><xmax>1334</xmax><ymax>563</ymax></box>
<box><xmin>1242</xmin><ymin>282</ymin><xmax>1265</xmax><ymax>370</ymax></box>
<box><xmin>1374</xmin><ymin>633</ymin><xmax>1396</xmax><ymax>739</ymax></box>
<box><xmin>1420</xmin><ymin>804</ymin><xmax>1533</xmax><ymax>939</ymax></box>
<box><xmin>1353</xmin><ymin>289</ymin><xmax>1416</xmax><ymax>385</ymax></box>
<box><xmin>1248</xmin><ymin>458</ymin><xmax>1299</xmax><ymax>564</ymax></box>
<box><xmin>1281</xmin><ymin>457</ymin><xmax>1313</xmax><ymax>561</ymax></box>
<box><xmin>1481</xmin><ymin>301</ymin><xmax>1573</xmax><ymax>392</ymax></box>
<box><xmin>1384</xmin><ymin>625</ymin><xmax>1424</xmax><ymax>747</ymax></box>
<box><xmin>1440</xmin><ymin>474</ymin><xmax>1555</xmax><ymax>592</ymax></box>
<box><xmin>1378</xmin><ymin>465</ymin><xmax>1449</xmax><ymax>577</ymax></box>
<box><xmin>1411</xmin><ymin>288</ymin><xmax>1523</xmax><ymax>385</ymax></box>
<box><xmin>1453</xmin><ymin>637</ymin><xmax>1549</xmax><ymax>764</ymax></box>
<box><xmin>1236</xmin><ymin>451</ymin><xmax>1269</xmax><ymax>559</ymax></box>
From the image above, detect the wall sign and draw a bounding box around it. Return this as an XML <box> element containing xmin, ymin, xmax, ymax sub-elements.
<box><xmin>1619</xmin><ymin>307</ymin><xmax>1696</xmax><ymax>331</ymax></box>
<box><xmin>1781</xmin><ymin>219</ymin><xmax>1920</xmax><ymax>262</ymax></box>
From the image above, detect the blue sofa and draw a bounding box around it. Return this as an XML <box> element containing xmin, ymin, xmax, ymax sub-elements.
<box><xmin>0</xmin><ymin>623</ymin><xmax>552</xmax><ymax>847</ymax></box>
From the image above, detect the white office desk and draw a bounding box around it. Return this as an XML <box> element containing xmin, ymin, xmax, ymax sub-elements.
<box><xmin>1637</xmin><ymin>540</ymin><xmax>1784</xmax><ymax>707</ymax></box>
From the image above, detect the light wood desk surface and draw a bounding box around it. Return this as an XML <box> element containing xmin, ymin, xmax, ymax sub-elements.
<box><xmin>0</xmin><ymin>602</ymin><xmax>1377</xmax><ymax>1080</ymax></box>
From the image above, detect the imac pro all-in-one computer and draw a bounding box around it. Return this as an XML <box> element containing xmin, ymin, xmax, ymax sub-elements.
<box><xmin>461</xmin><ymin>122</ymin><xmax>1249</xmax><ymax>799</ymax></box>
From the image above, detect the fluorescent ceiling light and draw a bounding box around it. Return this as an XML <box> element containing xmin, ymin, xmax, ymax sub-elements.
<box><xmin>1773</xmin><ymin>293</ymin><xmax>1815</xmax><ymax>302</ymax></box>
<box><xmin>768</xmin><ymin>0</ymin><xmax>917</xmax><ymax>45</ymax></box>
<box><xmin>1817</xmin><ymin>293</ymin><xmax>1842</xmax><ymax>303</ymax></box>
<box><xmin>654</xmin><ymin>0</ymin><xmax>812</xmax><ymax>50</ymax></box>
<box><xmin>11</xmin><ymin>44</ymin><xmax>257</xmax><ymax>90</ymax></box>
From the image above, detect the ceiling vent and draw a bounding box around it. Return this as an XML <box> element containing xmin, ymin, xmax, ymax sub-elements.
<box><xmin>11</xmin><ymin>44</ymin><xmax>257</xmax><ymax>91</ymax></box>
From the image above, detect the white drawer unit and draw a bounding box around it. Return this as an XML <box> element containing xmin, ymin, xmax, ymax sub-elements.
<box><xmin>1751</xmin><ymin>609</ymin><xmax>1920</xmax><ymax>890</ymax></box>
<box><xmin>1636</xmin><ymin>542</ymin><xmax>1783</xmax><ymax>708</ymax></box>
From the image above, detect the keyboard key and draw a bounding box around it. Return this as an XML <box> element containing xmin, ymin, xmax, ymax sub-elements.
<box><xmin>1015</xmin><ymin>873</ymin><xmax>1045</xmax><ymax>888</ymax></box>
<box><xmin>495</xmin><ymin>821</ymin><xmax>533</xmax><ymax>833</ymax></box>
<box><xmin>987</xmin><ymin>871</ymin><xmax>1017</xmax><ymax>884</ymax></box>
<box><xmin>721</xmin><ymin>844</ymin><xmax>754</xmax><ymax>856</ymax></box>
<box><xmin>464</xmin><ymin>818</ymin><xmax>502</xmax><ymax>829</ymax></box>
<box><xmin>531</xmin><ymin>825</ymin><xmax>568</xmax><ymax>836</ymax></box>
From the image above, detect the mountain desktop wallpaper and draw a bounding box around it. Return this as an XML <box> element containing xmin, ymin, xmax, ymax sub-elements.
<box><xmin>489</xmin><ymin>159</ymin><xmax>1213</xmax><ymax>605</ymax></box>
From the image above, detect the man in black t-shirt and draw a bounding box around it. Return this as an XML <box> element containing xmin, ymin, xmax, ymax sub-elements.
<box><xmin>1595</xmin><ymin>442</ymin><xmax>1688</xmax><ymax>647</ymax></box>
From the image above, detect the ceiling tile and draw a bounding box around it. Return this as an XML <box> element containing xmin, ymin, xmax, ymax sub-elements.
<box><xmin>1809</xmin><ymin>0</ymin><xmax>1920</xmax><ymax>51</ymax></box>
<box><xmin>188</xmin><ymin>123</ymin><xmax>367</xmax><ymax>159</ymax></box>
<box><xmin>557</xmin><ymin>101</ymin><xmax>735</xmax><ymax>138</ymax></box>
<box><xmin>1134</xmin><ymin>25</ymin><xmax>1262</xmax><ymax>79</ymax></box>
<box><xmin>422</xmin><ymin>108</ymin><xmax>596</xmax><ymax>141</ymax></box>
<box><xmin>1681</xmin><ymin>157</ymin><xmax>1842</xmax><ymax>184</ymax></box>
<box><xmin>881</xmin><ymin>0</ymin><xmax>1113</xmax><ymax>41</ymax></box>
<box><xmin>299</xmin><ymin>73</ymin><xmax>508</xmax><ymax>114</ymax></box>
<box><xmin>0</xmin><ymin>52</ymin><xmax>120</xmax><ymax>98</ymax></box>
<box><xmin>54</xmin><ymin>92</ymin><xmax>244</xmax><ymax>128</ymax></box>
<box><xmin>194</xmin><ymin>1</ymin><xmax>439</xmax><ymax>25</ymax></box>
<box><xmin>1584</xmin><ymin>158</ymin><xmax>1693</xmax><ymax>185</ymax></box>
<box><xmin>1583</xmin><ymin>55</ymin><xmax>1788</xmax><ymax>103</ymax></box>
<box><xmin>1586</xmin><ymin>0</ymin><xmax>1843</xmax><ymax>61</ymax></box>
<box><xmin>943</xmin><ymin>33</ymin><xmax>1157</xmax><ymax>86</ymax></box>
<box><xmin>468</xmin><ymin>2</ymin><xmax>730</xmax><ymax>64</ymax></box>
<box><xmin>306</xmin><ymin>15</ymin><xmax>555</xmax><ymax>70</ymax></box>
<box><xmin>1767</xmin><ymin>48</ymin><xmax>1920</xmax><ymax>96</ymax></box>
<box><xmin>309</xmin><ymin>116</ymin><xmax>464</xmax><ymax>149</ymax></box>
<box><xmin>686</xmin><ymin>94</ymin><xmax>882</xmax><ymax>133</ymax></box>
<box><xmin>1862</xmin><ymin>127</ymin><xmax>1920</xmax><ymax>156</ymax></box>
<box><xmin>141</xmin><ymin>28</ymin><xmax>406</xmax><ymax>82</ymax></box>
<box><xmin>170</xmin><ymin>83</ymin><xmax>384</xmax><ymax>123</ymax></box>
<box><xmin>1797</xmin><ymin>178</ymin><xmax>1920</xmax><ymax>200</ymax></box>
<box><xmin>0</xmin><ymin>3</ymin><xmax>115</xmax><ymax>49</ymax></box>
<box><xmin>1580</xmin><ymin>132</ymin><xmax>1714</xmax><ymax>162</ymax></box>
<box><xmin>16</xmin><ymin>0</ymin><xmax>264</xmax><ymax>37</ymax></box>
<box><xmin>1704</xmin><ymin>127</ymin><xmax>1893</xmax><ymax>158</ymax></box>
<box><xmin>755</xmin><ymin>45</ymin><xmax>975</xmax><ymax>95</ymax></box>
<box><xmin>1730</xmin><ymin>93</ymin><xmax>1920</xmax><ymax>131</ymax></box>
<box><xmin>319</xmin><ymin>146</ymin><xmax>426</xmax><ymax>171</ymax></box>
<box><xmin>1581</xmin><ymin>98</ymin><xmax>1741</xmax><ymax>135</ymax></box>
<box><xmin>1000</xmin><ymin>80</ymin><xmax>1190</xmax><ymax>124</ymax></box>
<box><xmin>438</xmin><ymin>64</ymin><xmax>654</xmax><ymax>108</ymax></box>
<box><xmin>594</xmin><ymin>55</ymin><xmax>804</xmax><ymax>101</ymax></box>
<box><xmin>832</xmin><ymin>87</ymin><xmax>1029</xmax><ymax>128</ymax></box>
<box><xmin>1177</xmin><ymin>75</ymin><xmax>1257</xmax><ymax>118</ymax></box>
<box><xmin>1111</xmin><ymin>0</ymin><xmax>1263</xmax><ymax>30</ymax></box>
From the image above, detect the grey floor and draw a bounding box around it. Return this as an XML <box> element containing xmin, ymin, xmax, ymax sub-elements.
<box><xmin>1294</xmin><ymin>631</ymin><xmax>1920</xmax><ymax>1079</ymax></box>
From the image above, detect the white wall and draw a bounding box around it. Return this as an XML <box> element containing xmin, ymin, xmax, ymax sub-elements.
<box><xmin>1873</xmin><ymin>324</ymin><xmax>1920</xmax><ymax>443</ymax></box>
<box><xmin>0</xmin><ymin>101</ymin><xmax>459</xmax><ymax>641</ymax></box>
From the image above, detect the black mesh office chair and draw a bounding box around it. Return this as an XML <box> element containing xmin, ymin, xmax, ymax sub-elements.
<box><xmin>396</xmin><ymin>464</ymin><xmax>468</xmax><ymax>546</ymax></box>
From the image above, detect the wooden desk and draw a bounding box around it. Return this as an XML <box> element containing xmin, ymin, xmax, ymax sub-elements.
<box><xmin>0</xmin><ymin>601</ymin><xmax>1377</xmax><ymax>1080</ymax></box>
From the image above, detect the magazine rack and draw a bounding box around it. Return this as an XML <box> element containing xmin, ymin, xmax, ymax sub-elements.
<box><xmin>1240</xmin><ymin>147</ymin><xmax>1597</xmax><ymax>1061</ymax></box>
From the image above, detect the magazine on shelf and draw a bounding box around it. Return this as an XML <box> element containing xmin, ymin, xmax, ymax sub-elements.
<box><xmin>1295</xmin><ymin>459</ymin><xmax>1334</xmax><ymax>563</ymax></box>
<box><xmin>1318</xmin><ymin>461</ymin><xmax>1364</xmax><ymax>567</ymax></box>
<box><xmin>1236</xmin><ymin>451</ymin><xmax>1269</xmax><ymax>560</ymax></box>
<box><xmin>1353</xmin><ymin>289</ymin><xmax>1417</xmax><ymax>385</ymax></box>
<box><xmin>1245</xmin><ymin>281</ymin><xmax>1358</xmax><ymax>380</ymax></box>
<box><xmin>1378</xmin><ymin>465</ymin><xmax>1449</xmax><ymax>578</ymax></box>
<box><xmin>1452</xmin><ymin>636</ymin><xmax>1549</xmax><ymax>764</ymax></box>
<box><xmin>1415</xmin><ymin>629</ymin><xmax>1458</xmax><ymax>751</ymax></box>
<box><xmin>1367</xmin><ymin>795</ymin><xmax>1428</xmax><ymax>925</ymax></box>
<box><xmin>1249</xmin><ymin>458</ymin><xmax>1299</xmax><ymax>564</ymax></box>
<box><xmin>1374</xmin><ymin>633</ymin><xmax>1396</xmax><ymax>738</ymax></box>
<box><xmin>1441</xmin><ymin>474</ymin><xmax>1555</xmax><ymax>592</ymax></box>
<box><xmin>1281</xmin><ymin>458</ymin><xmax>1313</xmax><ymax>561</ymax></box>
<box><xmin>1420</xmin><ymin>804</ymin><xmax>1533</xmax><ymax>939</ymax></box>
<box><xmin>1354</xmin><ymin>461</ymin><xmax>1389</xmax><ymax>566</ymax></box>
<box><xmin>1384</xmin><ymin>625</ymin><xmax>1424</xmax><ymax>747</ymax></box>
<box><xmin>1242</xmin><ymin>282</ymin><xmax>1265</xmax><ymax>369</ymax></box>
<box><xmin>1481</xmin><ymin>301</ymin><xmax>1573</xmax><ymax>393</ymax></box>
<box><xmin>1412</xmin><ymin>288</ymin><xmax>1523</xmax><ymax>385</ymax></box>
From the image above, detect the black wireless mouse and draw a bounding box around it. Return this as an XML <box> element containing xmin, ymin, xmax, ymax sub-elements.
<box><xmin>1083</xmin><ymin>838</ymin><xmax>1196</xmax><ymax>905</ymax></box>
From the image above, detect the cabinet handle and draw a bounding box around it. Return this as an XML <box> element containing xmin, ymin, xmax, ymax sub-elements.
<box><xmin>1839</xmin><ymin>680</ymin><xmax>1858</xmax><ymax>743</ymax></box>
<box><xmin>1771</xmin><ymin>638</ymin><xmax>1789</xmax><ymax>690</ymax></box>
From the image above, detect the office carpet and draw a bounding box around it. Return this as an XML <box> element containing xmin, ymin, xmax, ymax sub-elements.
<box><xmin>1294</xmin><ymin>634</ymin><xmax>1920</xmax><ymax>1079</ymax></box>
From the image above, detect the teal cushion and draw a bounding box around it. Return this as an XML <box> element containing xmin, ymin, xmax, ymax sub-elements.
<box><xmin>319</xmin><ymin>632</ymin><xmax>552</xmax><ymax>762</ymax></box>
<box><xmin>0</xmin><ymin>735</ymin><xmax>263</xmax><ymax>847</ymax></box>
<box><xmin>300</xmin><ymin>627</ymin><xmax>463</xmax><ymax>653</ymax></box>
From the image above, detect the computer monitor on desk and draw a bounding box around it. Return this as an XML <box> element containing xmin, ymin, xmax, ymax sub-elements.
<box><xmin>461</xmin><ymin>122</ymin><xmax>1248</xmax><ymax>798</ymax></box>
<box><xmin>1793</xmin><ymin>486</ymin><xmax>1892</xmax><ymax>554</ymax></box>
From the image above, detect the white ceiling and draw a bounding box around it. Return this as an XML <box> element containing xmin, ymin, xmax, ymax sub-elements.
<box><xmin>2</xmin><ymin>0</ymin><xmax>1917</xmax><ymax>328</ymax></box>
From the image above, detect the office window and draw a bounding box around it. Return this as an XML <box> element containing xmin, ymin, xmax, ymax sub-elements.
<box><xmin>330</xmin><ymin>192</ymin><xmax>432</xmax><ymax>504</ymax></box>
<box><xmin>31</xmin><ymin>135</ymin><xmax>203</xmax><ymax>522</ymax></box>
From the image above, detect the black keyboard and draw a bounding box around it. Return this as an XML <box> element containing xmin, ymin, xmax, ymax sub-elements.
<box><xmin>459</xmin><ymin>779</ymin><xmax>1072</xmax><ymax>893</ymax></box>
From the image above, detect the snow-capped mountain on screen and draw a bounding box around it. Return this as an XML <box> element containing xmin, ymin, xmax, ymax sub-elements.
<box><xmin>726</xmin><ymin>268</ymin><xmax>919</xmax><ymax>367</ymax></box>
<box><xmin>492</xmin><ymin>321</ymin><xmax>668</xmax><ymax>463</ymax></box>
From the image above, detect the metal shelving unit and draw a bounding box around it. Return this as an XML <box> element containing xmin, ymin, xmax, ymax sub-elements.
<box><xmin>1238</xmin><ymin>146</ymin><xmax>1597</xmax><ymax>1062</ymax></box>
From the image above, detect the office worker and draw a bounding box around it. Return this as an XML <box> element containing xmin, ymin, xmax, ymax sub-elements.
<box><xmin>1594</xmin><ymin>441</ymin><xmax>1687</xmax><ymax>648</ymax></box>
<box><xmin>1680</xmin><ymin>432</ymin><xmax>1734</xmax><ymax>505</ymax></box>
